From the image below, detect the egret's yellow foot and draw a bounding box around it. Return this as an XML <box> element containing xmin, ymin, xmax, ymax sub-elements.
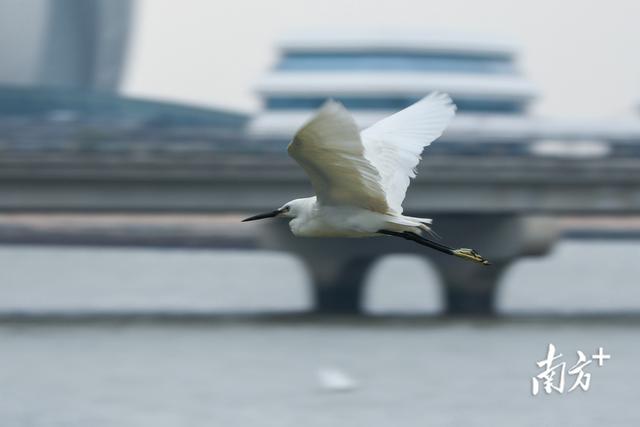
<box><xmin>453</xmin><ymin>248</ymin><xmax>490</xmax><ymax>265</ymax></box>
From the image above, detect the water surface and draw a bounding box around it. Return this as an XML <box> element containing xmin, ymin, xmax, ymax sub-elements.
<box><xmin>0</xmin><ymin>241</ymin><xmax>639</xmax><ymax>426</ymax></box>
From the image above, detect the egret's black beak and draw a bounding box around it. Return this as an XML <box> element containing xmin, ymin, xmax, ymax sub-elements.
<box><xmin>241</xmin><ymin>209</ymin><xmax>281</xmax><ymax>222</ymax></box>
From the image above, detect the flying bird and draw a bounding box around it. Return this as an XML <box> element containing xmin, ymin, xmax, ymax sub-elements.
<box><xmin>243</xmin><ymin>92</ymin><xmax>489</xmax><ymax>265</ymax></box>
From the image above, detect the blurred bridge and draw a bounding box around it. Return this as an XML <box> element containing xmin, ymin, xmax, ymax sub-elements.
<box><xmin>2</xmin><ymin>144</ymin><xmax>640</xmax><ymax>315</ymax></box>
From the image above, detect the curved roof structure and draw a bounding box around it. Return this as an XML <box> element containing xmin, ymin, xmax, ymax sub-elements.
<box><xmin>277</xmin><ymin>30</ymin><xmax>520</xmax><ymax>57</ymax></box>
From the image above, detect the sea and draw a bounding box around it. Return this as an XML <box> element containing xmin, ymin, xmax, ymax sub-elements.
<box><xmin>0</xmin><ymin>240</ymin><xmax>639</xmax><ymax>426</ymax></box>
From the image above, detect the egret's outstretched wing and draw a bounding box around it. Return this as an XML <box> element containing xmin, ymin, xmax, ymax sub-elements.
<box><xmin>361</xmin><ymin>92</ymin><xmax>456</xmax><ymax>214</ymax></box>
<box><xmin>288</xmin><ymin>101</ymin><xmax>390</xmax><ymax>213</ymax></box>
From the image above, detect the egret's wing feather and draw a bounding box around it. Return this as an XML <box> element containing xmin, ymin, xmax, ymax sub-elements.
<box><xmin>288</xmin><ymin>100</ymin><xmax>390</xmax><ymax>213</ymax></box>
<box><xmin>361</xmin><ymin>92</ymin><xmax>456</xmax><ymax>214</ymax></box>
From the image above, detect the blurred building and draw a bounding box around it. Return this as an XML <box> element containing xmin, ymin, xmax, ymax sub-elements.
<box><xmin>250</xmin><ymin>31</ymin><xmax>535</xmax><ymax>139</ymax></box>
<box><xmin>249</xmin><ymin>31</ymin><xmax>640</xmax><ymax>156</ymax></box>
<box><xmin>0</xmin><ymin>0</ymin><xmax>131</xmax><ymax>91</ymax></box>
<box><xmin>0</xmin><ymin>0</ymin><xmax>247</xmax><ymax>151</ymax></box>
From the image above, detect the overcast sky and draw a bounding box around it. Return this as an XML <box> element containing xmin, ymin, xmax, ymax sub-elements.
<box><xmin>122</xmin><ymin>0</ymin><xmax>640</xmax><ymax>119</ymax></box>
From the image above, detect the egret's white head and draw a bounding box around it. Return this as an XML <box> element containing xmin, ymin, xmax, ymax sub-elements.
<box><xmin>241</xmin><ymin>197</ymin><xmax>313</xmax><ymax>222</ymax></box>
<box><xmin>278</xmin><ymin>198</ymin><xmax>311</xmax><ymax>218</ymax></box>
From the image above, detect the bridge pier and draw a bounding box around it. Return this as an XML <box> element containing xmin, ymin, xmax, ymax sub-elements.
<box><xmin>257</xmin><ymin>215</ymin><xmax>558</xmax><ymax>316</ymax></box>
<box><xmin>426</xmin><ymin>214</ymin><xmax>556</xmax><ymax>315</ymax></box>
<box><xmin>433</xmin><ymin>260</ymin><xmax>510</xmax><ymax>315</ymax></box>
<box><xmin>308</xmin><ymin>257</ymin><xmax>376</xmax><ymax>314</ymax></box>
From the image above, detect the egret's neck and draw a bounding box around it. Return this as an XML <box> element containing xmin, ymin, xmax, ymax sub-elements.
<box><xmin>288</xmin><ymin>196</ymin><xmax>317</xmax><ymax>235</ymax></box>
<box><xmin>294</xmin><ymin>196</ymin><xmax>317</xmax><ymax>220</ymax></box>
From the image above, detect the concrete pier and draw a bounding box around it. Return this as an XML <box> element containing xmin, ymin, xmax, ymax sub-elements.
<box><xmin>257</xmin><ymin>215</ymin><xmax>559</xmax><ymax>315</ymax></box>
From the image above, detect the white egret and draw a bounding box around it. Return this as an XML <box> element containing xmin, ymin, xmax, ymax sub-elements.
<box><xmin>243</xmin><ymin>92</ymin><xmax>489</xmax><ymax>265</ymax></box>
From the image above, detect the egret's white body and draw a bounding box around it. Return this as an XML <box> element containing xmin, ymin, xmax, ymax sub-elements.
<box><xmin>286</xmin><ymin>198</ymin><xmax>428</xmax><ymax>238</ymax></box>
<box><xmin>243</xmin><ymin>92</ymin><xmax>489</xmax><ymax>264</ymax></box>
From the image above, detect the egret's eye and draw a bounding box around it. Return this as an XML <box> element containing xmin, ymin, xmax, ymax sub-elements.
<box><xmin>283</xmin><ymin>206</ymin><xmax>290</xmax><ymax>212</ymax></box>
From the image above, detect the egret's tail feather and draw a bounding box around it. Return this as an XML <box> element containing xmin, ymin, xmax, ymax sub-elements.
<box><xmin>389</xmin><ymin>215</ymin><xmax>440</xmax><ymax>238</ymax></box>
<box><xmin>402</xmin><ymin>215</ymin><xmax>432</xmax><ymax>225</ymax></box>
<box><xmin>422</xmin><ymin>226</ymin><xmax>441</xmax><ymax>240</ymax></box>
<box><xmin>384</xmin><ymin>214</ymin><xmax>435</xmax><ymax>237</ymax></box>
<box><xmin>397</xmin><ymin>215</ymin><xmax>441</xmax><ymax>239</ymax></box>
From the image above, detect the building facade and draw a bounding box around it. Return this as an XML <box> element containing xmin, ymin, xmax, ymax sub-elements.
<box><xmin>0</xmin><ymin>0</ymin><xmax>249</xmax><ymax>152</ymax></box>
<box><xmin>249</xmin><ymin>31</ymin><xmax>640</xmax><ymax>157</ymax></box>
<box><xmin>0</xmin><ymin>0</ymin><xmax>131</xmax><ymax>92</ymax></box>
<box><xmin>249</xmin><ymin>31</ymin><xmax>537</xmax><ymax>142</ymax></box>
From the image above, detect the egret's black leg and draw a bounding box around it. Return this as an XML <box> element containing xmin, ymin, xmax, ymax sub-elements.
<box><xmin>378</xmin><ymin>230</ymin><xmax>490</xmax><ymax>265</ymax></box>
<box><xmin>378</xmin><ymin>230</ymin><xmax>453</xmax><ymax>255</ymax></box>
